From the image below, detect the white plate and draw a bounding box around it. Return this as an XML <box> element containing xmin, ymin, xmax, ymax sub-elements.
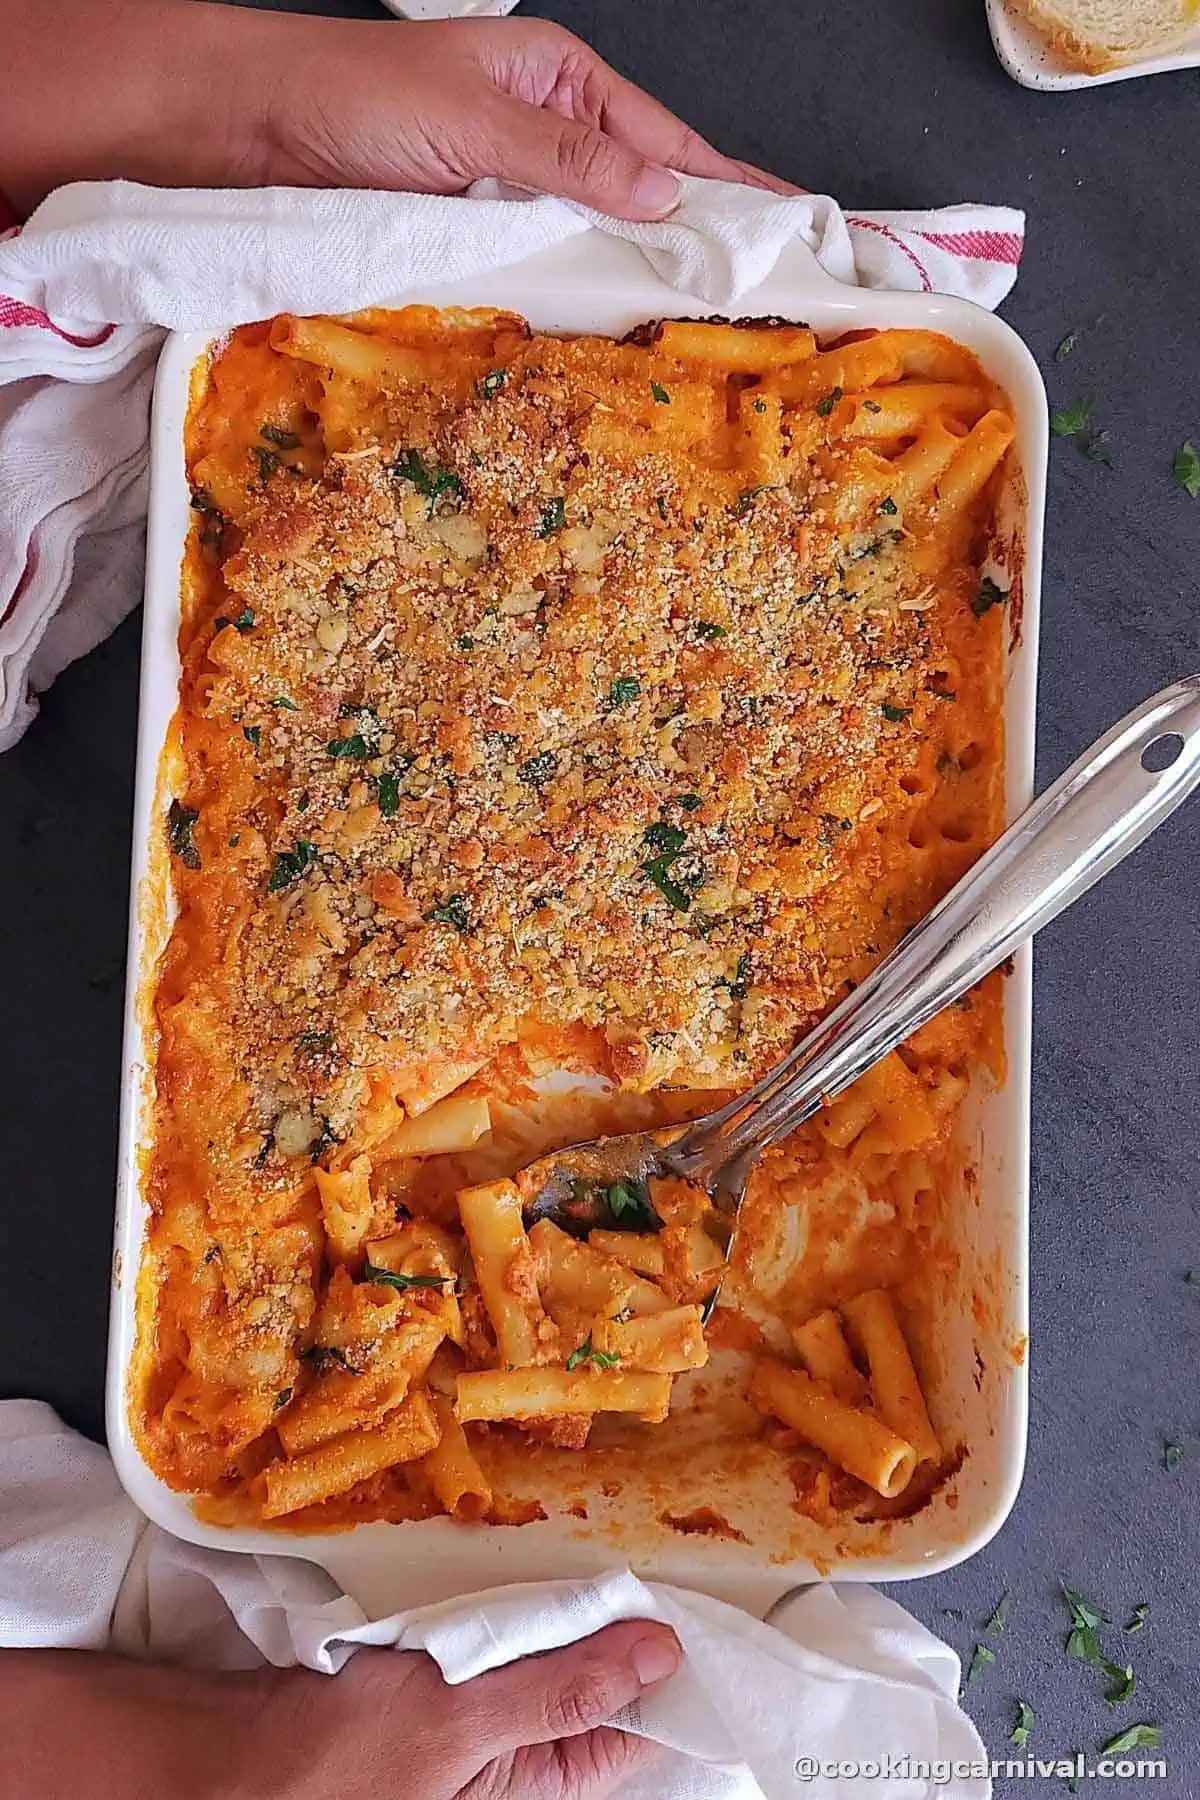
<box><xmin>380</xmin><ymin>0</ymin><xmax>518</xmax><ymax>19</ymax></box>
<box><xmin>986</xmin><ymin>0</ymin><xmax>1200</xmax><ymax>88</ymax></box>
<box><xmin>107</xmin><ymin>236</ymin><xmax>1046</xmax><ymax>1620</ymax></box>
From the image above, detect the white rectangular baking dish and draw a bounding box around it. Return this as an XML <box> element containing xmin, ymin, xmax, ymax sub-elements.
<box><xmin>108</xmin><ymin>234</ymin><xmax>1046</xmax><ymax>1619</ymax></box>
<box><xmin>986</xmin><ymin>0</ymin><xmax>1200</xmax><ymax>88</ymax></box>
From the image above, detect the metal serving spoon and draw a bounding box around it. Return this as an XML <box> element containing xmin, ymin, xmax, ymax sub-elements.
<box><xmin>522</xmin><ymin>673</ymin><xmax>1200</xmax><ymax>1300</ymax></box>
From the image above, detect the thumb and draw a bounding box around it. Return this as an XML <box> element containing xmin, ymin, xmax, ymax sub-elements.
<box><xmin>448</xmin><ymin>1620</ymin><xmax>681</xmax><ymax>1776</ymax></box>
<box><xmin>485</xmin><ymin>96</ymin><xmax>681</xmax><ymax>219</ymax></box>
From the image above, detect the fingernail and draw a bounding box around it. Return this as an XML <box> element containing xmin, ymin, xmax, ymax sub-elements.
<box><xmin>632</xmin><ymin>166</ymin><xmax>681</xmax><ymax>217</ymax></box>
<box><xmin>630</xmin><ymin>1631</ymin><xmax>681</xmax><ymax>1688</ymax></box>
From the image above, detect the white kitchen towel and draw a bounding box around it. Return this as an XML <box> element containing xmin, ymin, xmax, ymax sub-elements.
<box><xmin>0</xmin><ymin>1400</ymin><xmax>990</xmax><ymax>1800</ymax></box>
<box><xmin>0</xmin><ymin>176</ymin><xmax>1023</xmax><ymax>749</ymax></box>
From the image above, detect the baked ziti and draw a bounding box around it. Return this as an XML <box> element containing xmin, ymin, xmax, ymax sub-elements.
<box><xmin>134</xmin><ymin>305</ymin><xmax>1012</xmax><ymax>1534</ymax></box>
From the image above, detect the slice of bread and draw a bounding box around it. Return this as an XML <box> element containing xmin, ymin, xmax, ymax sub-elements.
<box><xmin>1010</xmin><ymin>0</ymin><xmax>1198</xmax><ymax>70</ymax></box>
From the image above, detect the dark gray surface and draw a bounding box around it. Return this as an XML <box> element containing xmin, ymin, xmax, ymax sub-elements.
<box><xmin>2</xmin><ymin>0</ymin><xmax>1197</xmax><ymax>1788</ymax></box>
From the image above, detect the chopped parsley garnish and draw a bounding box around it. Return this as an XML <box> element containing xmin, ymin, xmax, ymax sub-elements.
<box><xmin>260</xmin><ymin>423</ymin><xmax>301</xmax><ymax>450</ymax></box>
<box><xmin>253</xmin><ymin>1134</ymin><xmax>273</xmax><ymax>1169</ymax></box>
<box><xmin>693</xmin><ymin>619</ymin><xmax>727</xmax><ymax>641</ymax></box>
<box><xmin>655</xmin><ymin>495</ymin><xmax>668</xmax><ymax>522</ymax></box>
<box><xmin>273</xmin><ymin>1387</ymin><xmax>293</xmax><ymax>1410</ymax></box>
<box><xmin>643</xmin><ymin>857</ymin><xmax>693</xmax><ymax>911</ymax></box>
<box><xmin>643</xmin><ymin>821</ymin><xmax>686</xmax><ymax>856</ymax></box>
<box><xmin>881</xmin><ymin>703</ymin><xmax>913</xmax><ymax>721</ymax></box>
<box><xmin>732</xmin><ymin>484</ymin><xmax>774</xmax><ymax>518</ymax></box>
<box><xmin>295</xmin><ymin>1030</ymin><xmax>333</xmax><ymax>1052</ymax></box>
<box><xmin>973</xmin><ymin>576</ymin><xmax>1008</xmax><ymax>618</ymax></box>
<box><xmin>604</xmin><ymin>676</ymin><xmax>640</xmax><ymax>710</ymax></box>
<box><xmin>718</xmin><ymin>951</ymin><xmax>751</xmax><ymax>1000</ymax></box>
<box><xmin>878</xmin><ymin>496</ymin><xmax>898</xmax><ymax>516</ymax></box>
<box><xmin>273</xmin><ymin>694</ymin><xmax>299</xmax><ymax>711</ymax></box>
<box><xmin>455</xmin><ymin>634</ymin><xmax>474</xmax><ymax>651</ymax></box>
<box><xmin>677</xmin><ymin>793</ymin><xmax>703</xmax><ymax>811</ymax></box>
<box><xmin>362</xmin><ymin>1260</ymin><xmax>454</xmax><ymax>1292</ymax></box>
<box><xmin>604</xmin><ymin>1179</ymin><xmax>657</xmax><ymax>1227</ymax></box>
<box><xmin>309</xmin><ymin>1117</ymin><xmax>338</xmax><ymax>1163</ymax></box>
<box><xmin>535</xmin><ymin>496</ymin><xmax>566</xmax><ymax>537</ymax></box>
<box><xmin>252</xmin><ymin>446</ymin><xmax>279</xmax><ymax>483</ymax></box>
<box><xmin>1163</xmin><ymin>1439</ymin><xmax>1183</xmax><ymax>1471</ymax></box>
<box><xmin>268</xmin><ymin>839</ymin><xmax>317</xmax><ymax>892</ymax></box>
<box><xmin>242</xmin><ymin>725</ymin><xmax>261</xmax><ymax>750</ymax></box>
<box><xmin>376</xmin><ymin>767</ymin><xmax>407</xmax><ymax>817</ymax></box>
<box><xmin>298</xmin><ymin>1344</ymin><xmax>358</xmax><ymax>1374</ymax></box>
<box><xmin>815</xmin><ymin>385</ymin><xmax>844</xmax><ymax>417</ymax></box>
<box><xmin>651</xmin><ymin>381</ymin><xmax>671</xmax><ymax>404</ymax></box>
<box><xmin>479</xmin><ymin>368</ymin><xmax>507</xmax><ymax>399</ymax></box>
<box><xmin>752</xmin><ymin>397</ymin><xmax>767</xmax><ymax>413</ymax></box>
<box><xmin>326</xmin><ymin>734</ymin><xmax>370</xmax><ymax>759</ymax></box>
<box><xmin>424</xmin><ymin>893</ymin><xmax>472</xmax><ymax>934</ymax></box>
<box><xmin>1101</xmin><ymin>1725</ymin><xmax>1159</xmax><ymax>1755</ymax></box>
<box><xmin>167</xmin><ymin>799</ymin><xmax>201</xmax><ymax>869</ymax></box>
<box><xmin>1173</xmin><ymin>440</ymin><xmax>1200</xmax><ymax>498</ymax></box>
<box><xmin>1104</xmin><ymin>1662</ymin><xmax>1137</xmax><ymax>1706</ymax></box>
<box><xmin>1125</xmin><ymin>1604</ymin><xmax>1149</xmax><ymax>1634</ymax></box>
<box><xmin>215</xmin><ymin>607</ymin><xmax>255</xmax><ymax>634</ymax></box>
<box><xmin>1051</xmin><ymin>396</ymin><xmax>1095</xmax><ymax>438</ymax></box>
<box><xmin>960</xmin><ymin>1643</ymin><xmax>995</xmax><ymax>1695</ymax></box>
<box><xmin>1054</xmin><ymin>330</ymin><xmax>1078</xmax><ymax>362</ymax></box>
<box><xmin>517</xmin><ymin>750</ymin><xmax>557</xmax><ymax>787</ymax></box>
<box><xmin>1009</xmin><ymin>1701</ymin><xmax>1036</xmax><ymax>1747</ymax></box>
<box><xmin>566</xmin><ymin>1336</ymin><xmax>620</xmax><ymax>1372</ymax></box>
<box><xmin>985</xmin><ymin>1591</ymin><xmax>1010</xmax><ymax>1634</ymax></box>
<box><xmin>862</xmin><ymin>399</ymin><xmax>882</xmax><ymax>413</ymax></box>
<box><xmin>390</xmin><ymin>448</ymin><xmax>464</xmax><ymax>506</ymax></box>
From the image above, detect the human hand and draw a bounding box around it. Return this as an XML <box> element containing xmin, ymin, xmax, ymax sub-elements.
<box><xmin>261</xmin><ymin>1618</ymin><xmax>683</xmax><ymax>1800</ymax></box>
<box><xmin>253</xmin><ymin>13</ymin><xmax>797</xmax><ymax>219</ymax></box>
<box><xmin>0</xmin><ymin>1620</ymin><xmax>682</xmax><ymax>1800</ymax></box>
<box><xmin>0</xmin><ymin>1</ymin><xmax>797</xmax><ymax>219</ymax></box>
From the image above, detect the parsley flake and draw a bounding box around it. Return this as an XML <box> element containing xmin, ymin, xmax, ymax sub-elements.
<box><xmin>651</xmin><ymin>381</ymin><xmax>671</xmax><ymax>404</ymax></box>
<box><xmin>693</xmin><ymin>619</ymin><xmax>727</xmax><ymax>642</ymax></box>
<box><xmin>390</xmin><ymin>448</ymin><xmax>464</xmax><ymax>506</ymax></box>
<box><xmin>1054</xmin><ymin>330</ymin><xmax>1078</xmax><ymax>362</ymax></box>
<box><xmin>655</xmin><ymin>495</ymin><xmax>668</xmax><ymax>522</ymax></box>
<box><xmin>326</xmin><ymin>734</ymin><xmax>370</xmax><ymax>760</ymax></box>
<box><xmin>644</xmin><ymin>857</ymin><xmax>693</xmax><ymax>912</ymax></box>
<box><xmin>167</xmin><ymin>799</ymin><xmax>201</xmax><ymax>870</ymax></box>
<box><xmin>878</xmin><ymin>496</ymin><xmax>898</xmax><ymax>516</ymax></box>
<box><xmin>1125</xmin><ymin>1604</ymin><xmax>1149</xmax><ymax>1634</ymax></box>
<box><xmin>605</xmin><ymin>1180</ymin><xmax>657</xmax><ymax>1228</ymax></box>
<box><xmin>424</xmin><ymin>894</ymin><xmax>472</xmax><ymax>934</ymax></box>
<box><xmin>260</xmin><ymin>422</ymin><xmax>301</xmax><ymax>450</ymax></box>
<box><xmin>604</xmin><ymin>676</ymin><xmax>640</xmax><ymax>710</ymax></box>
<box><xmin>1051</xmin><ymin>396</ymin><xmax>1094</xmax><ymax>438</ymax></box>
<box><xmin>1163</xmin><ymin>1439</ymin><xmax>1183</xmax><ymax>1472</ymax></box>
<box><xmin>973</xmin><ymin>576</ymin><xmax>1008</xmax><ymax>618</ymax></box>
<box><xmin>535</xmin><ymin>496</ymin><xmax>566</xmax><ymax>537</ymax></box>
<box><xmin>1101</xmin><ymin>1725</ymin><xmax>1159</xmax><ymax>1755</ymax></box>
<box><xmin>268</xmin><ymin>839</ymin><xmax>317</xmax><ymax>893</ymax></box>
<box><xmin>363</xmin><ymin>1260</ymin><xmax>454</xmax><ymax>1292</ymax></box>
<box><xmin>986</xmin><ymin>1592</ymin><xmax>1010</xmax><ymax>1635</ymax></box>
<box><xmin>1009</xmin><ymin>1701</ymin><xmax>1036</xmax><ymax>1748</ymax></box>
<box><xmin>479</xmin><ymin>369</ymin><xmax>507</xmax><ymax>399</ymax></box>
<box><xmin>815</xmin><ymin>385</ymin><xmax>844</xmax><ymax>417</ymax></box>
<box><xmin>274</xmin><ymin>1387</ymin><xmax>293</xmax><ymax>1410</ymax></box>
<box><xmin>881</xmin><ymin>703</ymin><xmax>913</xmax><ymax>722</ymax></box>
<box><xmin>1173</xmin><ymin>440</ymin><xmax>1200</xmax><ymax>498</ymax></box>
<box><xmin>298</xmin><ymin>1344</ymin><xmax>358</xmax><ymax>1375</ymax></box>
<box><xmin>677</xmin><ymin>793</ymin><xmax>703</xmax><ymax>811</ymax></box>
<box><xmin>242</xmin><ymin>725</ymin><xmax>261</xmax><ymax>750</ymax></box>
<box><xmin>566</xmin><ymin>1336</ymin><xmax>620</xmax><ymax>1372</ymax></box>
<box><xmin>272</xmin><ymin>695</ymin><xmax>299</xmax><ymax>711</ymax></box>
<box><xmin>252</xmin><ymin>446</ymin><xmax>279</xmax><ymax>483</ymax></box>
<box><xmin>960</xmin><ymin>1643</ymin><xmax>995</xmax><ymax>1696</ymax></box>
<box><xmin>215</xmin><ymin>607</ymin><xmax>255</xmax><ymax>634</ymax></box>
<box><xmin>517</xmin><ymin>750</ymin><xmax>557</xmax><ymax>788</ymax></box>
<box><xmin>643</xmin><ymin>821</ymin><xmax>686</xmax><ymax>856</ymax></box>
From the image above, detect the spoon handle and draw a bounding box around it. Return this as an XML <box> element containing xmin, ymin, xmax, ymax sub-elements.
<box><xmin>668</xmin><ymin>672</ymin><xmax>1200</xmax><ymax>1190</ymax></box>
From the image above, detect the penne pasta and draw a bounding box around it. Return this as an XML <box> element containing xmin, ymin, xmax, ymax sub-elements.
<box><xmin>749</xmin><ymin>1360</ymin><xmax>917</xmax><ymax>1499</ymax></box>
<box><xmin>260</xmin><ymin>1391</ymin><xmax>440</xmax><ymax>1518</ymax></box>
<box><xmin>421</xmin><ymin>1394</ymin><xmax>493</xmax><ymax>1521</ymax></box>
<box><xmin>457</xmin><ymin>1180</ymin><xmax>551</xmax><ymax>1367</ymax></box>
<box><xmin>840</xmin><ymin>1289</ymin><xmax>941</xmax><ymax>1466</ymax></box>
<box><xmin>456</xmin><ymin>1367</ymin><xmax>673</xmax><ymax>1425</ymax></box>
<box><xmin>791</xmin><ymin>1310</ymin><xmax>870</xmax><ymax>1407</ymax></box>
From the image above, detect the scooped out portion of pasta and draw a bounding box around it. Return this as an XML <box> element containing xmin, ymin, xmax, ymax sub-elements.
<box><xmin>136</xmin><ymin>305</ymin><xmax>1011</xmax><ymax>1537</ymax></box>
